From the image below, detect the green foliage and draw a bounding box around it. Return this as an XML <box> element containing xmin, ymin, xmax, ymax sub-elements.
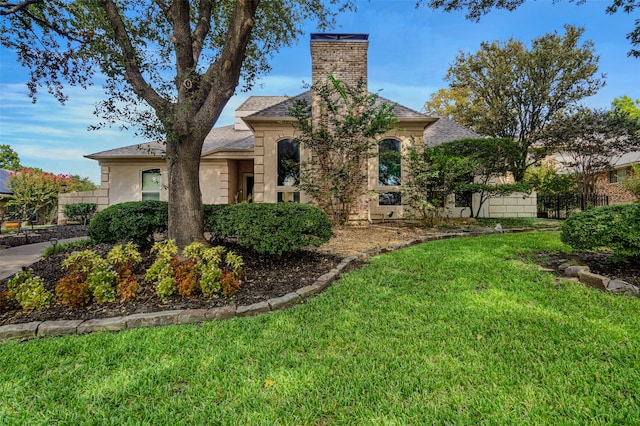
<box><xmin>86</xmin><ymin>266</ymin><xmax>117</xmax><ymax>304</ymax></box>
<box><xmin>612</xmin><ymin>96</ymin><xmax>640</xmax><ymax>122</ymax></box>
<box><xmin>420</xmin><ymin>0</ymin><xmax>640</xmax><ymax>57</ymax></box>
<box><xmin>7</xmin><ymin>269</ymin><xmax>53</xmax><ymax>311</ymax></box>
<box><xmin>404</xmin><ymin>138</ymin><xmax>528</xmax><ymax>221</ymax></box>
<box><xmin>207</xmin><ymin>203</ymin><xmax>333</xmax><ymax>257</ymax></box>
<box><xmin>288</xmin><ymin>75</ymin><xmax>398</xmax><ymax>224</ymax></box>
<box><xmin>87</xmin><ymin>201</ymin><xmax>168</xmax><ymax>249</ymax></box>
<box><xmin>61</xmin><ymin>249</ymin><xmax>108</xmax><ymax>278</ymax></box>
<box><xmin>623</xmin><ymin>164</ymin><xmax>640</xmax><ymax>200</ymax></box>
<box><xmin>106</xmin><ymin>242</ymin><xmax>142</xmax><ymax>272</ymax></box>
<box><xmin>7</xmin><ymin>169</ymin><xmax>77</xmax><ymax>224</ymax></box>
<box><xmin>561</xmin><ymin>204</ymin><xmax>640</xmax><ymax>261</ymax></box>
<box><xmin>439</xmin><ymin>25</ymin><xmax>603</xmax><ymax>181</ymax></box>
<box><xmin>63</xmin><ymin>203</ymin><xmax>97</xmax><ymax>225</ymax></box>
<box><xmin>43</xmin><ymin>238</ymin><xmax>92</xmax><ymax>258</ymax></box>
<box><xmin>146</xmin><ymin>240</ymin><xmax>179</xmax><ymax>301</ymax></box>
<box><xmin>0</xmin><ymin>144</ymin><xmax>22</xmax><ymax>170</ymax></box>
<box><xmin>525</xmin><ymin>163</ymin><xmax>577</xmax><ymax>195</ymax></box>
<box><xmin>541</xmin><ymin>107</ymin><xmax>640</xmax><ymax>197</ymax></box>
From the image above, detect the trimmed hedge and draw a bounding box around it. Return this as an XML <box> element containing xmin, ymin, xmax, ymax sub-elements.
<box><xmin>63</xmin><ymin>203</ymin><xmax>97</xmax><ymax>225</ymax></box>
<box><xmin>561</xmin><ymin>203</ymin><xmax>640</xmax><ymax>261</ymax></box>
<box><xmin>206</xmin><ymin>203</ymin><xmax>333</xmax><ymax>257</ymax></box>
<box><xmin>88</xmin><ymin>201</ymin><xmax>168</xmax><ymax>250</ymax></box>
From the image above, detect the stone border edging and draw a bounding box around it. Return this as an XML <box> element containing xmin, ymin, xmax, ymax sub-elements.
<box><xmin>0</xmin><ymin>227</ymin><xmax>562</xmax><ymax>342</ymax></box>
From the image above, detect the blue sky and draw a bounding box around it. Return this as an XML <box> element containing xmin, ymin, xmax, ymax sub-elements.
<box><xmin>1</xmin><ymin>0</ymin><xmax>638</xmax><ymax>183</ymax></box>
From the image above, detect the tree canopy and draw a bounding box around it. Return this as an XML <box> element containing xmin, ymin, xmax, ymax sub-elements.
<box><xmin>613</xmin><ymin>95</ymin><xmax>640</xmax><ymax>122</ymax></box>
<box><xmin>420</xmin><ymin>0</ymin><xmax>640</xmax><ymax>57</ymax></box>
<box><xmin>427</xmin><ymin>25</ymin><xmax>604</xmax><ymax>182</ymax></box>
<box><xmin>540</xmin><ymin>107</ymin><xmax>640</xmax><ymax>197</ymax></box>
<box><xmin>1</xmin><ymin>0</ymin><xmax>353</xmax><ymax>247</ymax></box>
<box><xmin>0</xmin><ymin>145</ymin><xmax>22</xmax><ymax>170</ymax></box>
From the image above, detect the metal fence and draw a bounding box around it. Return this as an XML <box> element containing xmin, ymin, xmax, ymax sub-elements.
<box><xmin>537</xmin><ymin>193</ymin><xmax>609</xmax><ymax>219</ymax></box>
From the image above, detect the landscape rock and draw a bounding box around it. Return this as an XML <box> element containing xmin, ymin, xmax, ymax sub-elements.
<box><xmin>78</xmin><ymin>317</ymin><xmax>127</xmax><ymax>334</ymax></box>
<box><xmin>578</xmin><ymin>270</ymin><xmax>609</xmax><ymax>291</ymax></box>
<box><xmin>558</xmin><ymin>260</ymin><xmax>585</xmax><ymax>272</ymax></box>
<box><xmin>565</xmin><ymin>265</ymin><xmax>590</xmax><ymax>277</ymax></box>
<box><xmin>126</xmin><ymin>310</ymin><xmax>181</xmax><ymax>329</ymax></box>
<box><xmin>206</xmin><ymin>305</ymin><xmax>236</xmax><ymax>321</ymax></box>
<box><xmin>0</xmin><ymin>321</ymin><xmax>40</xmax><ymax>341</ymax></box>
<box><xmin>267</xmin><ymin>293</ymin><xmax>301</xmax><ymax>311</ymax></box>
<box><xmin>38</xmin><ymin>319</ymin><xmax>84</xmax><ymax>337</ymax></box>
<box><xmin>178</xmin><ymin>309</ymin><xmax>209</xmax><ymax>324</ymax></box>
<box><xmin>296</xmin><ymin>285</ymin><xmax>319</xmax><ymax>299</ymax></box>
<box><xmin>236</xmin><ymin>301</ymin><xmax>270</xmax><ymax>317</ymax></box>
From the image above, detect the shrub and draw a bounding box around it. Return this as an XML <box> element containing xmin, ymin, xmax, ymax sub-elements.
<box><xmin>146</xmin><ymin>240</ymin><xmax>179</xmax><ymax>301</ymax></box>
<box><xmin>44</xmin><ymin>238</ymin><xmax>92</xmax><ymax>258</ymax></box>
<box><xmin>56</xmin><ymin>274</ymin><xmax>91</xmax><ymax>307</ymax></box>
<box><xmin>63</xmin><ymin>203</ymin><xmax>97</xmax><ymax>225</ymax></box>
<box><xmin>175</xmin><ymin>260</ymin><xmax>199</xmax><ymax>298</ymax></box>
<box><xmin>88</xmin><ymin>201</ymin><xmax>168</xmax><ymax>249</ymax></box>
<box><xmin>86</xmin><ymin>266</ymin><xmax>117</xmax><ymax>304</ymax></box>
<box><xmin>116</xmin><ymin>269</ymin><xmax>139</xmax><ymax>301</ymax></box>
<box><xmin>7</xmin><ymin>269</ymin><xmax>53</xmax><ymax>311</ymax></box>
<box><xmin>206</xmin><ymin>203</ymin><xmax>332</xmax><ymax>257</ymax></box>
<box><xmin>561</xmin><ymin>204</ymin><xmax>640</xmax><ymax>261</ymax></box>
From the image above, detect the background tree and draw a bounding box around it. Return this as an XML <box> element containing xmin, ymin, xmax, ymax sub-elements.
<box><xmin>1</xmin><ymin>0</ymin><xmax>353</xmax><ymax>248</ymax></box>
<box><xmin>403</xmin><ymin>145</ymin><xmax>475</xmax><ymax>225</ymax></box>
<box><xmin>423</xmin><ymin>87</ymin><xmax>473</xmax><ymax>123</ymax></box>
<box><xmin>613</xmin><ymin>95</ymin><xmax>640</xmax><ymax>121</ymax></box>
<box><xmin>437</xmin><ymin>25</ymin><xmax>604</xmax><ymax>182</ymax></box>
<box><xmin>288</xmin><ymin>75</ymin><xmax>397</xmax><ymax>225</ymax></box>
<box><xmin>404</xmin><ymin>138</ymin><xmax>527</xmax><ymax>221</ymax></box>
<box><xmin>7</xmin><ymin>169</ymin><xmax>76</xmax><ymax>224</ymax></box>
<box><xmin>622</xmin><ymin>164</ymin><xmax>640</xmax><ymax>201</ymax></box>
<box><xmin>0</xmin><ymin>145</ymin><xmax>22</xmax><ymax>170</ymax></box>
<box><xmin>540</xmin><ymin>107</ymin><xmax>640</xmax><ymax>198</ymax></box>
<box><xmin>419</xmin><ymin>0</ymin><xmax>640</xmax><ymax>57</ymax></box>
<box><xmin>438</xmin><ymin>138</ymin><xmax>528</xmax><ymax>218</ymax></box>
<box><xmin>524</xmin><ymin>163</ymin><xmax>577</xmax><ymax>196</ymax></box>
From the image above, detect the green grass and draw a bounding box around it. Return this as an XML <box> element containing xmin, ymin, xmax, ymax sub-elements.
<box><xmin>475</xmin><ymin>217</ymin><xmax>562</xmax><ymax>229</ymax></box>
<box><xmin>1</xmin><ymin>232</ymin><xmax>639</xmax><ymax>425</ymax></box>
<box><xmin>43</xmin><ymin>238</ymin><xmax>92</xmax><ymax>258</ymax></box>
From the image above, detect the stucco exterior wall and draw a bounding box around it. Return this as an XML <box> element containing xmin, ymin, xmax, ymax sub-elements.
<box><xmin>484</xmin><ymin>192</ymin><xmax>537</xmax><ymax>218</ymax></box>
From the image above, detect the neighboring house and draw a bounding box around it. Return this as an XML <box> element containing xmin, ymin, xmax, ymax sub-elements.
<box><xmin>0</xmin><ymin>169</ymin><xmax>13</xmax><ymax>220</ymax></box>
<box><xmin>60</xmin><ymin>33</ymin><xmax>536</xmax><ymax>222</ymax></box>
<box><xmin>595</xmin><ymin>151</ymin><xmax>640</xmax><ymax>204</ymax></box>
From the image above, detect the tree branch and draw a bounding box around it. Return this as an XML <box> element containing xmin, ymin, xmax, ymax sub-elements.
<box><xmin>101</xmin><ymin>0</ymin><xmax>169</xmax><ymax>118</ymax></box>
<box><xmin>0</xmin><ymin>0</ymin><xmax>41</xmax><ymax>15</ymax></box>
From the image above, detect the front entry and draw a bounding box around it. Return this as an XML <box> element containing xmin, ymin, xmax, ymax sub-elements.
<box><xmin>243</xmin><ymin>173</ymin><xmax>254</xmax><ymax>202</ymax></box>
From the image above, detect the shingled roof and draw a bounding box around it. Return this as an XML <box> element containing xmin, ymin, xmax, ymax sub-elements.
<box><xmin>0</xmin><ymin>169</ymin><xmax>12</xmax><ymax>195</ymax></box>
<box><xmin>247</xmin><ymin>91</ymin><xmax>430</xmax><ymax>120</ymax></box>
<box><xmin>423</xmin><ymin>112</ymin><xmax>481</xmax><ymax>146</ymax></box>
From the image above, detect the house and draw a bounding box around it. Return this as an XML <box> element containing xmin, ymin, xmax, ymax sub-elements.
<box><xmin>595</xmin><ymin>151</ymin><xmax>640</xmax><ymax>204</ymax></box>
<box><xmin>0</xmin><ymin>169</ymin><xmax>13</xmax><ymax>220</ymax></box>
<box><xmin>59</xmin><ymin>33</ymin><xmax>536</xmax><ymax>222</ymax></box>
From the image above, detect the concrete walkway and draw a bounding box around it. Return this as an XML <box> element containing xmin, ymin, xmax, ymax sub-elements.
<box><xmin>0</xmin><ymin>237</ymin><xmax>88</xmax><ymax>280</ymax></box>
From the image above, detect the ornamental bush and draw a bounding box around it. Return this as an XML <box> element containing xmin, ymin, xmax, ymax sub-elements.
<box><xmin>63</xmin><ymin>202</ymin><xmax>97</xmax><ymax>225</ymax></box>
<box><xmin>206</xmin><ymin>203</ymin><xmax>332</xmax><ymax>257</ymax></box>
<box><xmin>561</xmin><ymin>204</ymin><xmax>640</xmax><ymax>261</ymax></box>
<box><xmin>88</xmin><ymin>201</ymin><xmax>168</xmax><ymax>250</ymax></box>
<box><xmin>7</xmin><ymin>269</ymin><xmax>53</xmax><ymax>311</ymax></box>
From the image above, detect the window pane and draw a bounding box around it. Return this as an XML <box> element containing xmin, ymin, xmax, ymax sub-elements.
<box><xmin>379</xmin><ymin>192</ymin><xmax>401</xmax><ymax>206</ymax></box>
<box><xmin>142</xmin><ymin>169</ymin><xmax>161</xmax><ymax>191</ymax></box>
<box><xmin>142</xmin><ymin>192</ymin><xmax>160</xmax><ymax>201</ymax></box>
<box><xmin>277</xmin><ymin>191</ymin><xmax>300</xmax><ymax>203</ymax></box>
<box><xmin>378</xmin><ymin>139</ymin><xmax>401</xmax><ymax>186</ymax></box>
<box><xmin>277</xmin><ymin>139</ymin><xmax>300</xmax><ymax>186</ymax></box>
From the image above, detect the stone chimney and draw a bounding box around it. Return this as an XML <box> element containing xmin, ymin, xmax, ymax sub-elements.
<box><xmin>310</xmin><ymin>33</ymin><xmax>369</xmax><ymax>89</ymax></box>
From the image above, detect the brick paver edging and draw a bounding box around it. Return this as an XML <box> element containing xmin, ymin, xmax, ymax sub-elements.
<box><xmin>0</xmin><ymin>228</ymin><xmax>559</xmax><ymax>342</ymax></box>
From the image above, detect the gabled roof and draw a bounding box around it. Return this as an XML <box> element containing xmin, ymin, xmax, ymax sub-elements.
<box><xmin>247</xmin><ymin>91</ymin><xmax>431</xmax><ymax>120</ymax></box>
<box><xmin>85</xmin><ymin>142</ymin><xmax>166</xmax><ymax>160</ymax></box>
<box><xmin>613</xmin><ymin>151</ymin><xmax>640</xmax><ymax>168</ymax></box>
<box><xmin>423</xmin><ymin>112</ymin><xmax>481</xmax><ymax>146</ymax></box>
<box><xmin>0</xmin><ymin>169</ymin><xmax>12</xmax><ymax>195</ymax></box>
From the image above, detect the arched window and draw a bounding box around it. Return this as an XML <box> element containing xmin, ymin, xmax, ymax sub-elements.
<box><xmin>378</xmin><ymin>138</ymin><xmax>401</xmax><ymax>206</ymax></box>
<box><xmin>277</xmin><ymin>139</ymin><xmax>300</xmax><ymax>202</ymax></box>
<box><xmin>142</xmin><ymin>169</ymin><xmax>161</xmax><ymax>200</ymax></box>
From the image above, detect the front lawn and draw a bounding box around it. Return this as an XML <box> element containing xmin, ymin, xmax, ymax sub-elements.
<box><xmin>1</xmin><ymin>232</ymin><xmax>639</xmax><ymax>424</ymax></box>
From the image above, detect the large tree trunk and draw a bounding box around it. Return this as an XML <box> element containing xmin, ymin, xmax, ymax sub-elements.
<box><xmin>166</xmin><ymin>136</ymin><xmax>208</xmax><ymax>249</ymax></box>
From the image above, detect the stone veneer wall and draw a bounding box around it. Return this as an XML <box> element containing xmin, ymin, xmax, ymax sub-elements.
<box><xmin>485</xmin><ymin>192</ymin><xmax>537</xmax><ymax>218</ymax></box>
<box><xmin>310</xmin><ymin>36</ymin><xmax>368</xmax><ymax>88</ymax></box>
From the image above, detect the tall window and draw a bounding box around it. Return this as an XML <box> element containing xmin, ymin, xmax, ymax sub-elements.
<box><xmin>278</xmin><ymin>139</ymin><xmax>300</xmax><ymax>202</ymax></box>
<box><xmin>378</xmin><ymin>138</ymin><xmax>401</xmax><ymax>206</ymax></box>
<box><xmin>142</xmin><ymin>169</ymin><xmax>161</xmax><ymax>200</ymax></box>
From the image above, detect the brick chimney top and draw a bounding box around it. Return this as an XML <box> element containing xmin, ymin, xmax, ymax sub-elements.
<box><xmin>310</xmin><ymin>33</ymin><xmax>369</xmax><ymax>42</ymax></box>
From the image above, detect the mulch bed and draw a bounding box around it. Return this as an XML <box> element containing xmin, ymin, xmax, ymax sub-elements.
<box><xmin>0</xmin><ymin>239</ymin><xmax>351</xmax><ymax>326</ymax></box>
<box><xmin>0</xmin><ymin>225</ymin><xmax>88</xmax><ymax>248</ymax></box>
